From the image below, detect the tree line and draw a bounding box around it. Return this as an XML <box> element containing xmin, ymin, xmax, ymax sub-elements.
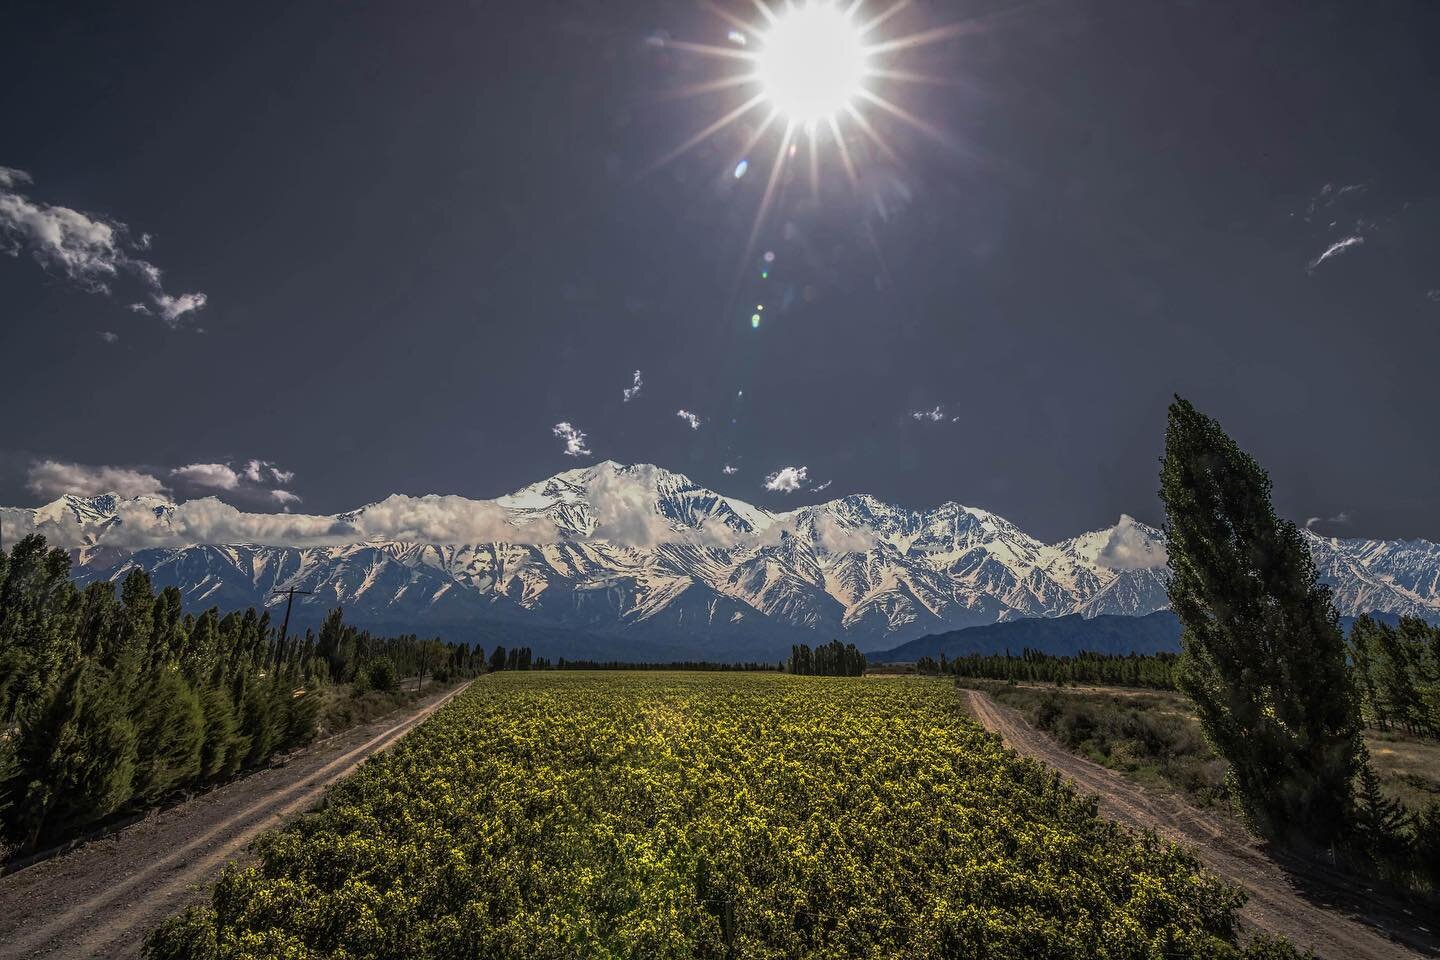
<box><xmin>550</xmin><ymin>659</ymin><xmax>782</xmax><ymax>671</ymax></box>
<box><xmin>1349</xmin><ymin>615</ymin><xmax>1440</xmax><ymax>738</ymax></box>
<box><xmin>787</xmin><ymin>640</ymin><xmax>866</xmax><ymax>676</ymax></box>
<box><xmin>0</xmin><ymin>535</ymin><xmax>483</xmax><ymax>857</ymax></box>
<box><xmin>925</xmin><ymin>649</ymin><xmax>1180</xmax><ymax>689</ymax></box>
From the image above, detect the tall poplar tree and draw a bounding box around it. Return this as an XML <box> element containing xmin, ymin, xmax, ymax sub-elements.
<box><xmin>1160</xmin><ymin>396</ymin><xmax>1360</xmax><ymax>846</ymax></box>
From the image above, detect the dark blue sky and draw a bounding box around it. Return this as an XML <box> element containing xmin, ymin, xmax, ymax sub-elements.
<box><xmin>2</xmin><ymin>0</ymin><xmax>1438</xmax><ymax>541</ymax></box>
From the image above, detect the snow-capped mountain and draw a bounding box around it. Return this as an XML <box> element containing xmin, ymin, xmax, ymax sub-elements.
<box><xmin>3</xmin><ymin>462</ymin><xmax>1437</xmax><ymax>657</ymax></box>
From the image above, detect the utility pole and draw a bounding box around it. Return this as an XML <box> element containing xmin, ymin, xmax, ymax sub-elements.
<box><xmin>271</xmin><ymin>586</ymin><xmax>313</xmax><ymax>666</ymax></box>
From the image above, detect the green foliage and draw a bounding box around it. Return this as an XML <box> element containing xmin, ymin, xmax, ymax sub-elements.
<box><xmin>10</xmin><ymin>663</ymin><xmax>137</xmax><ymax>848</ymax></box>
<box><xmin>945</xmin><ymin>649</ymin><xmax>1179</xmax><ymax>689</ymax></box>
<box><xmin>0</xmin><ymin>534</ymin><xmax>484</xmax><ymax>854</ymax></box>
<box><xmin>1349</xmin><ymin>615</ymin><xmax>1440</xmax><ymax>738</ymax></box>
<box><xmin>786</xmin><ymin>639</ymin><xmax>865</xmax><ymax>675</ymax></box>
<box><xmin>1415</xmin><ymin>802</ymin><xmax>1440</xmax><ymax>887</ymax></box>
<box><xmin>235</xmin><ymin>678</ymin><xmax>279</xmax><ymax>769</ymax></box>
<box><xmin>198</xmin><ymin>684</ymin><xmax>245</xmax><ymax>781</ymax></box>
<box><xmin>147</xmin><ymin>673</ymin><xmax>1301</xmax><ymax>960</ymax></box>
<box><xmin>1160</xmin><ymin>397</ymin><xmax>1361</xmax><ymax>846</ymax></box>
<box><xmin>972</xmin><ymin>682</ymin><xmax>1230</xmax><ymax>808</ymax></box>
<box><xmin>364</xmin><ymin>658</ymin><xmax>398</xmax><ymax>693</ymax></box>
<box><xmin>1351</xmin><ymin>748</ymin><xmax>1413</xmax><ymax>870</ymax></box>
<box><xmin>131</xmin><ymin>669</ymin><xmax>205</xmax><ymax>803</ymax></box>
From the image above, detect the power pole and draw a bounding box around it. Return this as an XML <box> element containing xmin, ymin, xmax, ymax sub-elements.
<box><xmin>271</xmin><ymin>586</ymin><xmax>313</xmax><ymax>667</ymax></box>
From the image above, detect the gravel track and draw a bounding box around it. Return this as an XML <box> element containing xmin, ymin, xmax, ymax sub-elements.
<box><xmin>0</xmin><ymin>680</ymin><xmax>471</xmax><ymax>960</ymax></box>
<box><xmin>963</xmin><ymin>687</ymin><xmax>1437</xmax><ymax>960</ymax></box>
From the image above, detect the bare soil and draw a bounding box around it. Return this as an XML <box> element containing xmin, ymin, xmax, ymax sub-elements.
<box><xmin>962</xmin><ymin>687</ymin><xmax>1439</xmax><ymax>960</ymax></box>
<box><xmin>0</xmin><ymin>680</ymin><xmax>471</xmax><ymax>960</ymax></box>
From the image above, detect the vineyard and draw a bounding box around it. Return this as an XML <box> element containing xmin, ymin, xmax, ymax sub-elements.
<box><xmin>148</xmin><ymin>673</ymin><xmax>1297</xmax><ymax>959</ymax></box>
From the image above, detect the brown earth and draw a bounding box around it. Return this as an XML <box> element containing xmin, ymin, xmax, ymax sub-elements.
<box><xmin>962</xmin><ymin>687</ymin><xmax>1439</xmax><ymax>960</ymax></box>
<box><xmin>0</xmin><ymin>680</ymin><xmax>471</xmax><ymax>960</ymax></box>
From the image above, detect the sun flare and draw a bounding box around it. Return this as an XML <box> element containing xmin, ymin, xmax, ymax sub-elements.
<box><xmin>652</xmin><ymin>0</ymin><xmax>970</xmax><ymax>290</ymax></box>
<box><xmin>754</xmin><ymin>3</ymin><xmax>869</xmax><ymax>124</ymax></box>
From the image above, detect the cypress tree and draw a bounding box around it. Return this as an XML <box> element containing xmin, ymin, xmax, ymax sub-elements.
<box><xmin>131</xmin><ymin>668</ymin><xmax>205</xmax><ymax>802</ymax></box>
<box><xmin>198</xmin><ymin>683</ymin><xmax>244</xmax><ymax>780</ymax></box>
<box><xmin>1351</xmin><ymin>746</ymin><xmax>1412</xmax><ymax>867</ymax></box>
<box><xmin>11</xmin><ymin>663</ymin><xmax>138</xmax><ymax>849</ymax></box>
<box><xmin>1159</xmin><ymin>396</ymin><xmax>1360</xmax><ymax>846</ymax></box>
<box><xmin>1348</xmin><ymin>617</ymin><xmax>1387</xmax><ymax>731</ymax></box>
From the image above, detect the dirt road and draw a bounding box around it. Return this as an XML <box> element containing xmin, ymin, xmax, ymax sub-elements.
<box><xmin>962</xmin><ymin>688</ymin><xmax>1438</xmax><ymax>960</ymax></box>
<box><xmin>0</xmin><ymin>680</ymin><xmax>472</xmax><ymax>960</ymax></box>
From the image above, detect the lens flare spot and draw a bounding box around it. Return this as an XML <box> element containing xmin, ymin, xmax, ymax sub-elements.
<box><xmin>751</xmin><ymin>313</ymin><xmax>761</xmax><ymax>328</ymax></box>
<box><xmin>734</xmin><ymin>159</ymin><xmax>749</xmax><ymax>179</ymax></box>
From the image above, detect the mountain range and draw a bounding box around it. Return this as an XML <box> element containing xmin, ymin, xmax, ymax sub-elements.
<box><xmin>3</xmin><ymin>461</ymin><xmax>1437</xmax><ymax>660</ymax></box>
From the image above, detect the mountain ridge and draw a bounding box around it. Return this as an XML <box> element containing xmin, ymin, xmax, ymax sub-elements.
<box><xmin>3</xmin><ymin>461</ymin><xmax>1437</xmax><ymax>659</ymax></box>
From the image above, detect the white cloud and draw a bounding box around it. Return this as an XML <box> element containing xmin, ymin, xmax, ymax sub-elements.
<box><xmin>150</xmin><ymin>292</ymin><xmax>209</xmax><ymax>326</ymax></box>
<box><xmin>622</xmin><ymin>370</ymin><xmax>643</xmax><ymax>402</ymax></box>
<box><xmin>99</xmin><ymin>331</ymin><xmax>119</xmax><ymax>344</ymax></box>
<box><xmin>271</xmin><ymin>489</ymin><xmax>302</xmax><ymax>506</ymax></box>
<box><xmin>8</xmin><ymin>492</ymin><xmax>563</xmax><ymax>551</ymax></box>
<box><xmin>676</xmin><ymin>409</ymin><xmax>701</xmax><ymax>430</ymax></box>
<box><xmin>1095</xmin><ymin>515</ymin><xmax>1168</xmax><ymax>570</ymax></box>
<box><xmin>1426</xmin><ymin>289</ymin><xmax>1440</xmax><ymax>302</ymax></box>
<box><xmin>243</xmin><ymin>459</ymin><xmax>295</xmax><ymax>485</ymax></box>
<box><xmin>722</xmin><ymin>464</ymin><xmax>739</xmax><ymax>475</ymax></box>
<box><xmin>910</xmin><ymin>406</ymin><xmax>944</xmax><ymax>422</ymax></box>
<box><xmin>553</xmin><ymin>422</ymin><xmax>592</xmax><ymax>457</ymax></box>
<box><xmin>763</xmin><ymin>466</ymin><xmax>808</xmax><ymax>493</ymax></box>
<box><xmin>1305</xmin><ymin>511</ymin><xmax>1351</xmax><ymax>531</ymax></box>
<box><xmin>0</xmin><ymin>166</ymin><xmax>207</xmax><ymax>326</ymax></box>
<box><xmin>26</xmin><ymin>460</ymin><xmax>170</xmax><ymax>499</ymax></box>
<box><xmin>348</xmin><ymin>494</ymin><xmax>558</xmax><ymax>545</ymax></box>
<box><xmin>584</xmin><ymin>465</ymin><xmax>677</xmax><ymax>547</ymax></box>
<box><xmin>1307</xmin><ymin>235</ymin><xmax>1363</xmax><ymax>271</ymax></box>
<box><xmin>171</xmin><ymin>462</ymin><xmax>241</xmax><ymax>490</ymax></box>
<box><xmin>811</xmin><ymin>480</ymin><xmax>832</xmax><ymax>492</ymax></box>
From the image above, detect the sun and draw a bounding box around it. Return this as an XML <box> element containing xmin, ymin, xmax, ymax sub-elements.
<box><xmin>651</xmin><ymin>0</ymin><xmax>969</xmax><ymax>291</ymax></box>
<box><xmin>754</xmin><ymin>3</ymin><xmax>869</xmax><ymax>124</ymax></box>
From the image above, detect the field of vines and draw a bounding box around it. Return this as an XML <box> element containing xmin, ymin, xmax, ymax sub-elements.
<box><xmin>148</xmin><ymin>673</ymin><xmax>1297</xmax><ymax>959</ymax></box>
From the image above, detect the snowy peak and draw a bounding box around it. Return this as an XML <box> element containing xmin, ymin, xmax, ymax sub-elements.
<box><xmin>4</xmin><ymin>464</ymin><xmax>1438</xmax><ymax>653</ymax></box>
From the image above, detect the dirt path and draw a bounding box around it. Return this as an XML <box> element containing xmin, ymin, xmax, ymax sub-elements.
<box><xmin>0</xmin><ymin>680</ymin><xmax>472</xmax><ymax>960</ymax></box>
<box><xmin>962</xmin><ymin>688</ymin><xmax>1438</xmax><ymax>960</ymax></box>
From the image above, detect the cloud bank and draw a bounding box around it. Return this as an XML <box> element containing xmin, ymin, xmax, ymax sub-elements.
<box><xmin>1095</xmin><ymin>515</ymin><xmax>1168</xmax><ymax>570</ymax></box>
<box><xmin>2</xmin><ymin>492</ymin><xmax>560</xmax><ymax>550</ymax></box>
<box><xmin>172</xmin><ymin>462</ymin><xmax>241</xmax><ymax>490</ymax></box>
<box><xmin>26</xmin><ymin>460</ymin><xmax>170</xmax><ymax>499</ymax></box>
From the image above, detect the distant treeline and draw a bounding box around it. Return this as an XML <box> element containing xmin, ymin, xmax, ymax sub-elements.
<box><xmin>0</xmin><ymin>535</ymin><xmax>484</xmax><ymax>856</ymax></box>
<box><xmin>1350</xmin><ymin>615</ymin><xmax>1440</xmax><ymax>739</ymax></box>
<box><xmin>788</xmin><ymin>640</ymin><xmax>866</xmax><ymax>676</ymax></box>
<box><xmin>930</xmin><ymin>649</ymin><xmax>1179</xmax><ymax>690</ymax></box>
<box><xmin>550</xmin><ymin>659</ymin><xmax>782</xmax><ymax>671</ymax></box>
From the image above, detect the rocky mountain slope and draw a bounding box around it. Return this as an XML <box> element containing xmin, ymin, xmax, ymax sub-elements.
<box><xmin>3</xmin><ymin>461</ymin><xmax>1436</xmax><ymax>657</ymax></box>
